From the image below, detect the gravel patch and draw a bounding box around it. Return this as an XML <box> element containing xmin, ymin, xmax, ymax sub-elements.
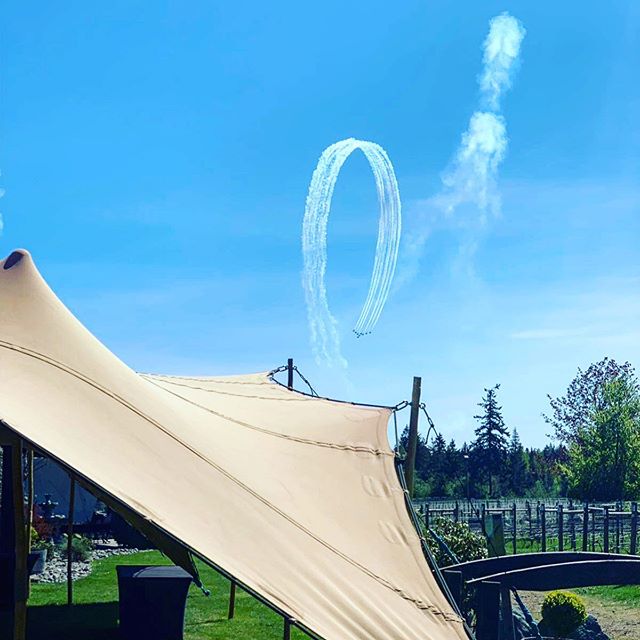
<box><xmin>31</xmin><ymin>540</ymin><xmax>140</xmax><ymax>584</ymax></box>
<box><xmin>519</xmin><ymin>590</ymin><xmax>638</xmax><ymax>640</ymax></box>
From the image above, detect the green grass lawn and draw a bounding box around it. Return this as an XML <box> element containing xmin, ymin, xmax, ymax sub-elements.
<box><xmin>10</xmin><ymin>549</ymin><xmax>639</xmax><ymax>639</ymax></box>
<box><xmin>24</xmin><ymin>551</ymin><xmax>307</xmax><ymax>640</ymax></box>
<box><xmin>575</xmin><ymin>584</ymin><xmax>640</xmax><ymax>608</ymax></box>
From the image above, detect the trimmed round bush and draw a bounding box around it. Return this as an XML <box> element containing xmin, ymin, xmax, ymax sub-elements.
<box><xmin>541</xmin><ymin>590</ymin><xmax>587</xmax><ymax>637</ymax></box>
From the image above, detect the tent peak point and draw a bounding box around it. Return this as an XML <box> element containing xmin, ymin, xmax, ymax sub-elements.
<box><xmin>3</xmin><ymin>249</ymin><xmax>29</xmax><ymax>271</ymax></box>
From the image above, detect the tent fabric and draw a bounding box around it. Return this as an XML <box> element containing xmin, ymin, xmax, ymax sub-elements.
<box><xmin>0</xmin><ymin>249</ymin><xmax>468</xmax><ymax>640</ymax></box>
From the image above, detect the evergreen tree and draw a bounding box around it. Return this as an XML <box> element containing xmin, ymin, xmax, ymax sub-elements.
<box><xmin>445</xmin><ymin>439</ymin><xmax>463</xmax><ymax>495</ymax></box>
<box><xmin>430</xmin><ymin>433</ymin><xmax>448</xmax><ymax>496</ymax></box>
<box><xmin>473</xmin><ymin>384</ymin><xmax>509</xmax><ymax>497</ymax></box>
<box><xmin>508</xmin><ymin>428</ymin><xmax>527</xmax><ymax>495</ymax></box>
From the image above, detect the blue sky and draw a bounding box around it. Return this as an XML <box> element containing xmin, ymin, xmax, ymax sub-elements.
<box><xmin>2</xmin><ymin>1</ymin><xmax>639</xmax><ymax>447</ymax></box>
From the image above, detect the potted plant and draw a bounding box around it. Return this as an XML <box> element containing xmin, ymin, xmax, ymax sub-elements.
<box><xmin>29</xmin><ymin>524</ymin><xmax>53</xmax><ymax>575</ymax></box>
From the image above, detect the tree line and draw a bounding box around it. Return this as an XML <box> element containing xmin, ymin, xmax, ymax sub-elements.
<box><xmin>401</xmin><ymin>357</ymin><xmax>640</xmax><ymax>501</ymax></box>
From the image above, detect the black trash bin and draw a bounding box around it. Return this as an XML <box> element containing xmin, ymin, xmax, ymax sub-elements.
<box><xmin>116</xmin><ymin>565</ymin><xmax>192</xmax><ymax>640</ymax></box>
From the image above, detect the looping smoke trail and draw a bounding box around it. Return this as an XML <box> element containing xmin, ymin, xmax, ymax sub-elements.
<box><xmin>302</xmin><ymin>138</ymin><xmax>402</xmax><ymax>367</ymax></box>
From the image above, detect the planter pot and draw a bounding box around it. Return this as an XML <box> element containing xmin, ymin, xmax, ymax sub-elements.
<box><xmin>28</xmin><ymin>549</ymin><xmax>47</xmax><ymax>575</ymax></box>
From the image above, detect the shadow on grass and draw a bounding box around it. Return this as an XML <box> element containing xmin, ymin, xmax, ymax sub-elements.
<box><xmin>27</xmin><ymin>602</ymin><xmax>120</xmax><ymax>640</ymax></box>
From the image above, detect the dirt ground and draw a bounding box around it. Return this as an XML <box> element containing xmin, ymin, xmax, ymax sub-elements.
<box><xmin>519</xmin><ymin>590</ymin><xmax>639</xmax><ymax>640</ymax></box>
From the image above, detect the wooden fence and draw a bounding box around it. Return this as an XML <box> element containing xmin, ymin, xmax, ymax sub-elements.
<box><xmin>414</xmin><ymin>498</ymin><xmax>640</xmax><ymax>555</ymax></box>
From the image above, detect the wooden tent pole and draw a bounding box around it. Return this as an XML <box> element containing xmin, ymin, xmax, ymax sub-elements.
<box><xmin>405</xmin><ymin>376</ymin><xmax>422</xmax><ymax>498</ymax></box>
<box><xmin>287</xmin><ymin>358</ymin><xmax>294</xmax><ymax>390</ymax></box>
<box><xmin>67</xmin><ymin>476</ymin><xmax>75</xmax><ymax>606</ymax></box>
<box><xmin>11</xmin><ymin>438</ymin><xmax>28</xmax><ymax>640</ymax></box>
<box><xmin>227</xmin><ymin>580</ymin><xmax>236</xmax><ymax>619</ymax></box>
<box><xmin>25</xmin><ymin>449</ymin><xmax>33</xmax><ymax>552</ymax></box>
<box><xmin>0</xmin><ymin>444</ymin><xmax>13</xmax><ymax>640</ymax></box>
<box><xmin>25</xmin><ymin>448</ymin><xmax>34</xmax><ymax>599</ymax></box>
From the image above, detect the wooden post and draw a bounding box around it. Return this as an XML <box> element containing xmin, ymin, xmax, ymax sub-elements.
<box><xmin>527</xmin><ymin>500</ymin><xmax>532</xmax><ymax>538</ymax></box>
<box><xmin>13</xmin><ymin>442</ymin><xmax>27</xmax><ymax>640</ymax></box>
<box><xmin>499</xmin><ymin>586</ymin><xmax>515</xmax><ymax>640</ymax></box>
<box><xmin>558</xmin><ymin>504</ymin><xmax>564</xmax><ymax>552</ymax></box>
<box><xmin>615</xmin><ymin>505</ymin><xmax>621</xmax><ymax>554</ymax></box>
<box><xmin>630</xmin><ymin>503</ymin><xmax>638</xmax><ymax>555</ymax></box>
<box><xmin>67</xmin><ymin>476</ymin><xmax>75</xmax><ymax>606</ymax></box>
<box><xmin>25</xmin><ymin>450</ymin><xmax>33</xmax><ymax>552</ymax></box>
<box><xmin>25</xmin><ymin>449</ymin><xmax>34</xmax><ymax>599</ymax></box>
<box><xmin>541</xmin><ymin>504</ymin><xmax>547</xmax><ymax>552</ymax></box>
<box><xmin>286</xmin><ymin>358</ymin><xmax>294</xmax><ymax>391</ymax></box>
<box><xmin>3</xmin><ymin>437</ymin><xmax>28</xmax><ymax>640</ymax></box>
<box><xmin>454</xmin><ymin>501</ymin><xmax>459</xmax><ymax>523</ymax></box>
<box><xmin>582</xmin><ymin>504</ymin><xmax>589</xmax><ymax>552</ymax></box>
<box><xmin>442</xmin><ymin>570</ymin><xmax>463</xmax><ymax>609</ymax></box>
<box><xmin>604</xmin><ymin>507</ymin><xmax>610</xmax><ymax>553</ymax></box>
<box><xmin>512</xmin><ymin>503</ymin><xmax>517</xmax><ymax>555</ymax></box>
<box><xmin>476</xmin><ymin>581</ymin><xmax>501</xmax><ymax>640</ymax></box>
<box><xmin>228</xmin><ymin>580</ymin><xmax>236</xmax><ymax>619</ymax></box>
<box><xmin>405</xmin><ymin>377</ymin><xmax>421</xmax><ymax>498</ymax></box>
<box><xmin>570</xmin><ymin>502</ymin><xmax>576</xmax><ymax>551</ymax></box>
<box><xmin>0</xmin><ymin>444</ymin><xmax>14</xmax><ymax>551</ymax></box>
<box><xmin>424</xmin><ymin>503</ymin><xmax>430</xmax><ymax>530</ymax></box>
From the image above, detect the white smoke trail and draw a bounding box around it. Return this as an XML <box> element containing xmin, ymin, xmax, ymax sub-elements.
<box><xmin>437</xmin><ymin>111</ymin><xmax>508</xmax><ymax>221</ymax></box>
<box><xmin>302</xmin><ymin>138</ymin><xmax>402</xmax><ymax>368</ymax></box>
<box><xmin>439</xmin><ymin>13</ymin><xmax>525</xmax><ymax>220</ymax></box>
<box><xmin>480</xmin><ymin>12</ymin><xmax>527</xmax><ymax>111</ymax></box>
<box><xmin>401</xmin><ymin>12</ymin><xmax>525</xmax><ymax>280</ymax></box>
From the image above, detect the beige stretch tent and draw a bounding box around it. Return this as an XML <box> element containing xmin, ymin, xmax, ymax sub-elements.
<box><xmin>0</xmin><ymin>249</ymin><xmax>468</xmax><ymax>640</ymax></box>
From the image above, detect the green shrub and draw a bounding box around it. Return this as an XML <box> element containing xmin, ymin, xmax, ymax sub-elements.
<box><xmin>413</xmin><ymin>478</ymin><xmax>431</xmax><ymax>500</ymax></box>
<box><xmin>425</xmin><ymin>517</ymin><xmax>488</xmax><ymax>567</ymax></box>
<box><xmin>541</xmin><ymin>590</ymin><xmax>587</xmax><ymax>637</ymax></box>
<box><xmin>30</xmin><ymin>526</ymin><xmax>55</xmax><ymax>554</ymax></box>
<box><xmin>58</xmin><ymin>534</ymin><xmax>94</xmax><ymax>562</ymax></box>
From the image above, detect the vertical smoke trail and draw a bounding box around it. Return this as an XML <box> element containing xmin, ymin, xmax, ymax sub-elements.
<box><xmin>402</xmin><ymin>12</ymin><xmax>525</xmax><ymax>280</ymax></box>
<box><xmin>439</xmin><ymin>13</ymin><xmax>526</xmax><ymax>220</ymax></box>
<box><xmin>302</xmin><ymin>138</ymin><xmax>402</xmax><ymax>368</ymax></box>
<box><xmin>480</xmin><ymin>13</ymin><xmax>527</xmax><ymax>111</ymax></box>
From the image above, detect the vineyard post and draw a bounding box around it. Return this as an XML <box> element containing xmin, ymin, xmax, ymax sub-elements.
<box><xmin>569</xmin><ymin>499</ymin><xmax>576</xmax><ymax>550</ymax></box>
<box><xmin>630</xmin><ymin>503</ymin><xmax>638</xmax><ymax>555</ymax></box>
<box><xmin>558</xmin><ymin>504</ymin><xmax>564</xmax><ymax>552</ymax></box>
<box><xmin>511</xmin><ymin>503</ymin><xmax>517</xmax><ymax>555</ymax></box>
